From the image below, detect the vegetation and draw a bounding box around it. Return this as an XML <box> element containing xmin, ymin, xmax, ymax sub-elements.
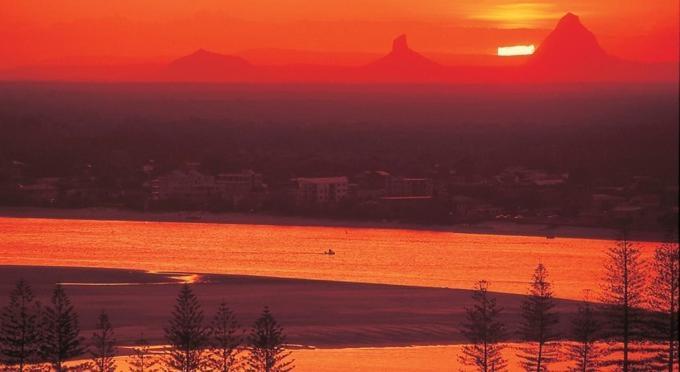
<box><xmin>247</xmin><ymin>306</ymin><xmax>294</xmax><ymax>372</ymax></box>
<box><xmin>566</xmin><ymin>298</ymin><xmax>603</xmax><ymax>372</ymax></box>
<box><xmin>516</xmin><ymin>264</ymin><xmax>560</xmax><ymax>372</ymax></box>
<box><xmin>90</xmin><ymin>311</ymin><xmax>117</xmax><ymax>372</ymax></box>
<box><xmin>600</xmin><ymin>232</ymin><xmax>649</xmax><ymax>371</ymax></box>
<box><xmin>208</xmin><ymin>303</ymin><xmax>243</xmax><ymax>372</ymax></box>
<box><xmin>128</xmin><ymin>334</ymin><xmax>159</xmax><ymax>372</ymax></box>
<box><xmin>647</xmin><ymin>238</ymin><xmax>679</xmax><ymax>371</ymax></box>
<box><xmin>458</xmin><ymin>280</ymin><xmax>508</xmax><ymax>372</ymax></box>
<box><xmin>0</xmin><ymin>280</ymin><xmax>41</xmax><ymax>371</ymax></box>
<box><xmin>39</xmin><ymin>284</ymin><xmax>85</xmax><ymax>372</ymax></box>
<box><xmin>1</xmin><ymin>84</ymin><xmax>678</xmax><ymax>231</ymax></box>
<box><xmin>164</xmin><ymin>284</ymin><xmax>209</xmax><ymax>372</ymax></box>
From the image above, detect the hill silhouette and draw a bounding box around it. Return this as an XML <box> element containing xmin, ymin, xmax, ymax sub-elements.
<box><xmin>367</xmin><ymin>35</ymin><xmax>440</xmax><ymax>70</ymax></box>
<box><xmin>0</xmin><ymin>14</ymin><xmax>676</xmax><ymax>83</ymax></box>
<box><xmin>525</xmin><ymin>13</ymin><xmax>677</xmax><ymax>82</ymax></box>
<box><xmin>359</xmin><ymin>35</ymin><xmax>445</xmax><ymax>81</ymax></box>
<box><xmin>166</xmin><ymin>49</ymin><xmax>253</xmax><ymax>80</ymax></box>
<box><xmin>529</xmin><ymin>13</ymin><xmax>612</xmax><ymax>70</ymax></box>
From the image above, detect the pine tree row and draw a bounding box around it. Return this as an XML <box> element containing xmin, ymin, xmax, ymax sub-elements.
<box><xmin>458</xmin><ymin>234</ymin><xmax>678</xmax><ymax>372</ymax></box>
<box><xmin>0</xmin><ymin>283</ymin><xmax>293</xmax><ymax>372</ymax></box>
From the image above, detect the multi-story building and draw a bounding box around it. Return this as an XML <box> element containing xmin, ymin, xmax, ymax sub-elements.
<box><xmin>215</xmin><ymin>170</ymin><xmax>266</xmax><ymax>208</ymax></box>
<box><xmin>216</xmin><ymin>170</ymin><xmax>264</xmax><ymax>195</ymax></box>
<box><xmin>354</xmin><ymin>170</ymin><xmax>391</xmax><ymax>200</ymax></box>
<box><xmin>294</xmin><ymin>177</ymin><xmax>349</xmax><ymax>206</ymax></box>
<box><xmin>151</xmin><ymin>164</ymin><xmax>216</xmax><ymax>204</ymax></box>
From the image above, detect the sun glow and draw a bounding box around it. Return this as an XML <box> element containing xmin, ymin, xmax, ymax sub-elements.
<box><xmin>470</xmin><ymin>3</ymin><xmax>562</xmax><ymax>28</ymax></box>
<box><xmin>497</xmin><ymin>44</ymin><xmax>535</xmax><ymax>56</ymax></box>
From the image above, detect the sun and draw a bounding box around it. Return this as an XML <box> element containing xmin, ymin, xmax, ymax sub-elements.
<box><xmin>497</xmin><ymin>45</ymin><xmax>536</xmax><ymax>57</ymax></box>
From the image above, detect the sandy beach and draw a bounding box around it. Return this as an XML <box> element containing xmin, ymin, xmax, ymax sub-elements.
<box><xmin>0</xmin><ymin>206</ymin><xmax>665</xmax><ymax>242</ymax></box>
<box><xmin>0</xmin><ymin>265</ymin><xmax>583</xmax><ymax>349</ymax></box>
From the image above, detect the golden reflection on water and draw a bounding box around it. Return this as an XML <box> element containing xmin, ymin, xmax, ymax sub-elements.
<box><xmin>292</xmin><ymin>344</ymin><xmax>577</xmax><ymax>372</ymax></box>
<box><xmin>0</xmin><ymin>217</ymin><xmax>657</xmax><ymax>300</ymax></box>
<box><xmin>70</xmin><ymin>344</ymin><xmax>580</xmax><ymax>372</ymax></box>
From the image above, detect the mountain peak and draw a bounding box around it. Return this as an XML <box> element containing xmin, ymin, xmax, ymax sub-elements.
<box><xmin>554</xmin><ymin>12</ymin><xmax>587</xmax><ymax>33</ymax></box>
<box><xmin>392</xmin><ymin>34</ymin><xmax>409</xmax><ymax>53</ymax></box>
<box><xmin>168</xmin><ymin>49</ymin><xmax>252</xmax><ymax>80</ymax></box>
<box><xmin>364</xmin><ymin>34</ymin><xmax>440</xmax><ymax>77</ymax></box>
<box><xmin>559</xmin><ymin>12</ymin><xmax>580</xmax><ymax>24</ymax></box>
<box><xmin>529</xmin><ymin>13</ymin><xmax>611</xmax><ymax>69</ymax></box>
<box><xmin>184</xmin><ymin>48</ymin><xmax>221</xmax><ymax>59</ymax></box>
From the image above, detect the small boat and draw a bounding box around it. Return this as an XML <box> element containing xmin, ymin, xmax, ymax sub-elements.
<box><xmin>323</xmin><ymin>249</ymin><xmax>336</xmax><ymax>256</ymax></box>
<box><xmin>546</xmin><ymin>235</ymin><xmax>556</xmax><ymax>239</ymax></box>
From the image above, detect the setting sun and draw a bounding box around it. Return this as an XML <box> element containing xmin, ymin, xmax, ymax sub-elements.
<box><xmin>497</xmin><ymin>44</ymin><xmax>536</xmax><ymax>56</ymax></box>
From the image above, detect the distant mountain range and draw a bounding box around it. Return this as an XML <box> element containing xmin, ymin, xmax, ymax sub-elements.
<box><xmin>1</xmin><ymin>13</ymin><xmax>677</xmax><ymax>83</ymax></box>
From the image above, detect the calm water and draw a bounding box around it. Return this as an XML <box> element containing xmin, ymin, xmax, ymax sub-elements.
<box><xmin>0</xmin><ymin>217</ymin><xmax>657</xmax><ymax>299</ymax></box>
<box><xmin>85</xmin><ymin>344</ymin><xmax>582</xmax><ymax>372</ymax></box>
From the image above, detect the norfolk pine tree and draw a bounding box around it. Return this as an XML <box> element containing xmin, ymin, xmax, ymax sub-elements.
<box><xmin>246</xmin><ymin>306</ymin><xmax>294</xmax><ymax>372</ymax></box>
<box><xmin>164</xmin><ymin>284</ymin><xmax>208</xmax><ymax>372</ymax></box>
<box><xmin>600</xmin><ymin>232</ymin><xmax>649</xmax><ymax>371</ymax></box>
<box><xmin>458</xmin><ymin>280</ymin><xmax>508</xmax><ymax>372</ymax></box>
<box><xmin>517</xmin><ymin>263</ymin><xmax>560</xmax><ymax>372</ymax></box>
<box><xmin>208</xmin><ymin>302</ymin><xmax>243</xmax><ymax>372</ymax></box>
<box><xmin>647</xmin><ymin>238</ymin><xmax>679</xmax><ymax>371</ymax></box>
<box><xmin>567</xmin><ymin>297</ymin><xmax>604</xmax><ymax>372</ymax></box>
<box><xmin>39</xmin><ymin>284</ymin><xmax>85</xmax><ymax>372</ymax></box>
<box><xmin>0</xmin><ymin>280</ymin><xmax>41</xmax><ymax>371</ymax></box>
<box><xmin>90</xmin><ymin>310</ymin><xmax>117</xmax><ymax>372</ymax></box>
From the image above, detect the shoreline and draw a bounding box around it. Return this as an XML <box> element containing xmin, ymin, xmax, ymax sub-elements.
<box><xmin>0</xmin><ymin>206</ymin><xmax>666</xmax><ymax>242</ymax></box>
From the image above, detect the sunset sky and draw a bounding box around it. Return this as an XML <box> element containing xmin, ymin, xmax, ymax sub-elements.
<box><xmin>1</xmin><ymin>0</ymin><xmax>678</xmax><ymax>68</ymax></box>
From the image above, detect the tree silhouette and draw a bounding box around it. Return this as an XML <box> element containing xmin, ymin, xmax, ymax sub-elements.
<box><xmin>517</xmin><ymin>263</ymin><xmax>560</xmax><ymax>372</ymax></box>
<box><xmin>39</xmin><ymin>284</ymin><xmax>85</xmax><ymax>372</ymax></box>
<box><xmin>566</xmin><ymin>297</ymin><xmax>604</xmax><ymax>372</ymax></box>
<box><xmin>164</xmin><ymin>284</ymin><xmax>208</xmax><ymax>372</ymax></box>
<box><xmin>647</xmin><ymin>238</ymin><xmax>679</xmax><ymax>372</ymax></box>
<box><xmin>458</xmin><ymin>280</ymin><xmax>508</xmax><ymax>372</ymax></box>
<box><xmin>246</xmin><ymin>306</ymin><xmax>294</xmax><ymax>372</ymax></box>
<box><xmin>0</xmin><ymin>280</ymin><xmax>41</xmax><ymax>371</ymax></box>
<box><xmin>128</xmin><ymin>334</ymin><xmax>158</xmax><ymax>372</ymax></box>
<box><xmin>208</xmin><ymin>303</ymin><xmax>242</xmax><ymax>372</ymax></box>
<box><xmin>600</xmin><ymin>231</ymin><xmax>649</xmax><ymax>371</ymax></box>
<box><xmin>90</xmin><ymin>311</ymin><xmax>116</xmax><ymax>372</ymax></box>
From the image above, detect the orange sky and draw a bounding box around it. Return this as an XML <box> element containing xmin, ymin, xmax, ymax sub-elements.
<box><xmin>1</xmin><ymin>0</ymin><xmax>678</xmax><ymax>68</ymax></box>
